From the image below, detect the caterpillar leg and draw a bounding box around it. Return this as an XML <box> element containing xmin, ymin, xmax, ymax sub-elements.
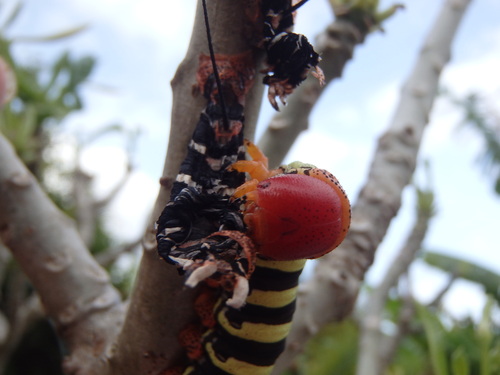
<box><xmin>230</xmin><ymin>139</ymin><xmax>270</xmax><ymax>181</ymax></box>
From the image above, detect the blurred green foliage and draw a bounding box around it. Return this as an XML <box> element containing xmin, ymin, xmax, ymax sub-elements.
<box><xmin>283</xmin><ymin>291</ymin><xmax>499</xmax><ymax>375</ymax></box>
<box><xmin>0</xmin><ymin>38</ymin><xmax>95</xmax><ymax>177</ymax></box>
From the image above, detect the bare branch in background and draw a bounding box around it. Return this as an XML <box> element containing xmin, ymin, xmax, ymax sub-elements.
<box><xmin>73</xmin><ymin>130</ymin><xmax>135</xmax><ymax>247</ymax></box>
<box><xmin>73</xmin><ymin>167</ymin><xmax>95</xmax><ymax>246</ymax></box>
<box><xmin>93</xmin><ymin>160</ymin><xmax>133</xmax><ymax>210</ymax></box>
<box><xmin>272</xmin><ymin>0</ymin><xmax>472</xmax><ymax>372</ymax></box>
<box><xmin>0</xmin><ymin>133</ymin><xmax>124</xmax><ymax>375</ymax></box>
<box><xmin>96</xmin><ymin>238</ymin><xmax>142</xmax><ymax>268</ymax></box>
<box><xmin>356</xmin><ymin>185</ymin><xmax>435</xmax><ymax>375</ymax></box>
<box><xmin>427</xmin><ymin>274</ymin><xmax>457</xmax><ymax>308</ymax></box>
<box><xmin>73</xmin><ymin>160</ymin><xmax>134</xmax><ymax>248</ymax></box>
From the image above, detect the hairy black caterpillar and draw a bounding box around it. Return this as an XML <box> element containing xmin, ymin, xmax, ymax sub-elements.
<box><xmin>261</xmin><ymin>0</ymin><xmax>325</xmax><ymax>110</ymax></box>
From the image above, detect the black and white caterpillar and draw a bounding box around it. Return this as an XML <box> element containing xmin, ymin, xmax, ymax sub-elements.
<box><xmin>261</xmin><ymin>0</ymin><xmax>325</xmax><ymax>110</ymax></box>
<box><xmin>156</xmin><ymin>49</ymin><xmax>256</xmax><ymax>308</ymax></box>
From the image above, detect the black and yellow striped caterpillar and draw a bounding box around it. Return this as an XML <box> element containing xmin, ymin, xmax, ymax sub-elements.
<box><xmin>182</xmin><ymin>258</ymin><xmax>306</xmax><ymax>375</ymax></box>
<box><xmin>156</xmin><ymin>1</ymin><xmax>348</xmax><ymax>374</ymax></box>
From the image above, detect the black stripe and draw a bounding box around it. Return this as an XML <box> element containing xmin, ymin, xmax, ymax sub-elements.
<box><xmin>249</xmin><ymin>265</ymin><xmax>303</xmax><ymax>291</ymax></box>
<box><xmin>223</xmin><ymin>299</ymin><xmax>296</xmax><ymax>326</ymax></box>
<box><xmin>189</xmin><ymin>359</ymin><xmax>233</xmax><ymax>375</ymax></box>
<box><xmin>206</xmin><ymin>328</ymin><xmax>286</xmax><ymax>366</ymax></box>
<box><xmin>171</xmin><ymin>109</ymin><xmax>245</xmax><ymax>199</ymax></box>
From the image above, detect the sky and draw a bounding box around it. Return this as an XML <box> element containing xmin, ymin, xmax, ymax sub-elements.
<box><xmin>2</xmin><ymin>0</ymin><xmax>500</xmax><ymax>321</ymax></box>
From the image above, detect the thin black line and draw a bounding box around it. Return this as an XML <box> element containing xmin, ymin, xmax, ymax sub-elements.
<box><xmin>202</xmin><ymin>0</ymin><xmax>230</xmax><ymax>131</ymax></box>
<box><xmin>288</xmin><ymin>0</ymin><xmax>310</xmax><ymax>14</ymax></box>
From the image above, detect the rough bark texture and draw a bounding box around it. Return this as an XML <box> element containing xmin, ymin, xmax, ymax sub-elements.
<box><xmin>272</xmin><ymin>0</ymin><xmax>472</xmax><ymax>372</ymax></box>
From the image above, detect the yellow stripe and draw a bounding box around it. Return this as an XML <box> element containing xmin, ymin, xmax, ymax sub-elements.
<box><xmin>205</xmin><ymin>342</ymin><xmax>274</xmax><ymax>375</ymax></box>
<box><xmin>246</xmin><ymin>287</ymin><xmax>298</xmax><ymax>308</ymax></box>
<box><xmin>217</xmin><ymin>308</ymin><xmax>292</xmax><ymax>342</ymax></box>
<box><xmin>256</xmin><ymin>257</ymin><xmax>306</xmax><ymax>272</ymax></box>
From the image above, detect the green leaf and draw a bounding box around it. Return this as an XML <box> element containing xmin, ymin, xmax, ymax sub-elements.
<box><xmin>451</xmin><ymin>347</ymin><xmax>470</xmax><ymax>375</ymax></box>
<box><xmin>417</xmin><ymin>304</ymin><xmax>449</xmax><ymax>375</ymax></box>
<box><xmin>477</xmin><ymin>297</ymin><xmax>494</xmax><ymax>375</ymax></box>
<box><xmin>298</xmin><ymin>320</ymin><xmax>359</xmax><ymax>375</ymax></box>
<box><xmin>423</xmin><ymin>251</ymin><xmax>500</xmax><ymax>304</ymax></box>
<box><xmin>12</xmin><ymin>24</ymin><xmax>89</xmax><ymax>43</ymax></box>
<box><xmin>44</xmin><ymin>52</ymin><xmax>70</xmax><ymax>94</ymax></box>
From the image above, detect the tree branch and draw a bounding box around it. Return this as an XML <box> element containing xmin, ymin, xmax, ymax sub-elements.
<box><xmin>73</xmin><ymin>150</ymin><xmax>134</xmax><ymax>247</ymax></box>
<box><xmin>95</xmin><ymin>237</ymin><xmax>142</xmax><ymax>268</ymax></box>
<box><xmin>73</xmin><ymin>167</ymin><xmax>96</xmax><ymax>246</ymax></box>
<box><xmin>93</xmin><ymin>161</ymin><xmax>133</xmax><ymax>210</ymax></box>
<box><xmin>0</xmin><ymin>132</ymin><xmax>124</xmax><ymax>375</ymax></box>
<box><xmin>356</xmin><ymin>186</ymin><xmax>434</xmax><ymax>375</ymax></box>
<box><xmin>111</xmin><ymin>1</ymin><xmax>265</xmax><ymax>373</ymax></box>
<box><xmin>427</xmin><ymin>273</ymin><xmax>457</xmax><ymax>308</ymax></box>
<box><xmin>272</xmin><ymin>0</ymin><xmax>472</xmax><ymax>372</ymax></box>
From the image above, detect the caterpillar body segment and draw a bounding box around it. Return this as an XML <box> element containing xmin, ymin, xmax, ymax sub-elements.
<box><xmin>181</xmin><ymin>258</ymin><xmax>306</xmax><ymax>375</ymax></box>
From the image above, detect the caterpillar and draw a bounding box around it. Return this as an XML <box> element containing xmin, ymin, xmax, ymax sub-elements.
<box><xmin>261</xmin><ymin>0</ymin><xmax>325</xmax><ymax>110</ymax></box>
<box><xmin>182</xmin><ymin>257</ymin><xmax>307</xmax><ymax>375</ymax></box>
<box><xmin>156</xmin><ymin>1</ymin><xmax>348</xmax><ymax>374</ymax></box>
<box><xmin>156</xmin><ymin>49</ymin><xmax>257</xmax><ymax>308</ymax></box>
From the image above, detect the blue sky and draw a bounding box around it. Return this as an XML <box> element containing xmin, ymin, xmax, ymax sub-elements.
<box><xmin>3</xmin><ymin>0</ymin><xmax>500</xmax><ymax>319</ymax></box>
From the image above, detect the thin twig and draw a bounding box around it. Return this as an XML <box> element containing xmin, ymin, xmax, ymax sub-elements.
<box><xmin>428</xmin><ymin>274</ymin><xmax>457</xmax><ymax>308</ymax></box>
<box><xmin>96</xmin><ymin>237</ymin><xmax>142</xmax><ymax>268</ymax></box>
